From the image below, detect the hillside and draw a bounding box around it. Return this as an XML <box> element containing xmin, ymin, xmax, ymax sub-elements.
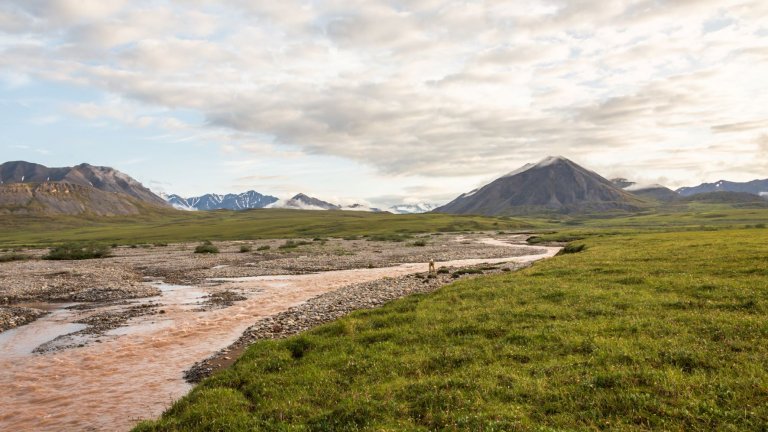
<box><xmin>435</xmin><ymin>156</ymin><xmax>647</xmax><ymax>216</ymax></box>
<box><xmin>0</xmin><ymin>182</ymin><xmax>152</xmax><ymax>216</ymax></box>
<box><xmin>681</xmin><ymin>191</ymin><xmax>768</xmax><ymax>206</ymax></box>
<box><xmin>625</xmin><ymin>184</ymin><xmax>680</xmax><ymax>202</ymax></box>
<box><xmin>0</xmin><ymin>161</ymin><xmax>168</xmax><ymax>206</ymax></box>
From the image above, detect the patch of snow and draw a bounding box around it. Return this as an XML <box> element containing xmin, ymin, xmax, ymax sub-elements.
<box><xmin>760</xmin><ymin>192</ymin><xmax>768</xmax><ymax>197</ymax></box>
<box><xmin>503</xmin><ymin>156</ymin><xmax>568</xmax><ymax>178</ymax></box>
<box><xmin>462</xmin><ymin>188</ymin><xmax>480</xmax><ymax>198</ymax></box>
<box><xmin>389</xmin><ymin>203</ymin><xmax>439</xmax><ymax>214</ymax></box>
<box><xmin>268</xmin><ymin>199</ymin><xmax>329</xmax><ymax>211</ymax></box>
<box><xmin>624</xmin><ymin>183</ymin><xmax>666</xmax><ymax>192</ymax></box>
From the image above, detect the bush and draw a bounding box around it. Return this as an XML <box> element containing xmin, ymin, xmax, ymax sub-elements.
<box><xmin>412</xmin><ymin>239</ymin><xmax>428</xmax><ymax>247</ymax></box>
<box><xmin>256</xmin><ymin>245</ymin><xmax>271</xmax><ymax>251</ymax></box>
<box><xmin>0</xmin><ymin>253</ymin><xmax>32</xmax><ymax>262</ymax></box>
<box><xmin>195</xmin><ymin>241</ymin><xmax>219</xmax><ymax>254</ymax></box>
<box><xmin>367</xmin><ymin>234</ymin><xmax>412</xmax><ymax>242</ymax></box>
<box><xmin>557</xmin><ymin>243</ymin><xmax>586</xmax><ymax>255</ymax></box>
<box><xmin>44</xmin><ymin>243</ymin><xmax>112</xmax><ymax>260</ymax></box>
<box><xmin>239</xmin><ymin>245</ymin><xmax>252</xmax><ymax>253</ymax></box>
<box><xmin>452</xmin><ymin>268</ymin><xmax>483</xmax><ymax>278</ymax></box>
<box><xmin>279</xmin><ymin>240</ymin><xmax>311</xmax><ymax>249</ymax></box>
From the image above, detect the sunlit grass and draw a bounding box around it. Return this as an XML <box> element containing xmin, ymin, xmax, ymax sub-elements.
<box><xmin>135</xmin><ymin>228</ymin><xmax>768</xmax><ymax>431</ymax></box>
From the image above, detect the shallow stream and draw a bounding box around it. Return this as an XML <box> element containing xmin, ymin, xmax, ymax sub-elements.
<box><xmin>0</xmin><ymin>240</ymin><xmax>558</xmax><ymax>431</ymax></box>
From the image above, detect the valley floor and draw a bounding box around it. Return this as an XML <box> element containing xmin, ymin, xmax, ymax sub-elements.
<box><xmin>135</xmin><ymin>227</ymin><xmax>768</xmax><ymax>431</ymax></box>
<box><xmin>0</xmin><ymin>233</ymin><xmax>552</xmax><ymax>431</ymax></box>
<box><xmin>0</xmin><ymin>233</ymin><xmax>537</xmax><ymax>334</ymax></box>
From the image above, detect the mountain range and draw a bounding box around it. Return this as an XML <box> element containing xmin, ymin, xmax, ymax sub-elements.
<box><xmin>676</xmin><ymin>179</ymin><xmax>768</xmax><ymax>197</ymax></box>
<box><xmin>165</xmin><ymin>191</ymin><xmax>278</xmax><ymax>211</ymax></box>
<box><xmin>1</xmin><ymin>158</ymin><xmax>766</xmax><ymax>217</ymax></box>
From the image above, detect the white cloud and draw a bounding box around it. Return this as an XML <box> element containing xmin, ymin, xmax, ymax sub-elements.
<box><xmin>1</xmin><ymin>0</ymin><xmax>767</xmax><ymax>195</ymax></box>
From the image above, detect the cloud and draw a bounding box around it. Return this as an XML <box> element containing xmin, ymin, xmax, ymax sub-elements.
<box><xmin>1</xmin><ymin>0</ymin><xmax>767</xmax><ymax>188</ymax></box>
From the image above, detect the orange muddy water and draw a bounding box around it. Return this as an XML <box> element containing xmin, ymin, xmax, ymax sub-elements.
<box><xmin>0</xmin><ymin>241</ymin><xmax>558</xmax><ymax>431</ymax></box>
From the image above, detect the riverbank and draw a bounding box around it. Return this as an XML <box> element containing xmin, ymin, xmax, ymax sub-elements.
<box><xmin>0</xmin><ymin>233</ymin><xmax>555</xmax><ymax>431</ymax></box>
<box><xmin>136</xmin><ymin>228</ymin><xmax>768</xmax><ymax>431</ymax></box>
<box><xmin>0</xmin><ymin>233</ymin><xmax>541</xmax><ymax>335</ymax></box>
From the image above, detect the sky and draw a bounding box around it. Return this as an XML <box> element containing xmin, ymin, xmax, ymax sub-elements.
<box><xmin>1</xmin><ymin>0</ymin><xmax>767</xmax><ymax>207</ymax></box>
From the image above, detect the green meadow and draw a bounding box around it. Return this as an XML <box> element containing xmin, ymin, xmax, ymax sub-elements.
<box><xmin>0</xmin><ymin>209</ymin><xmax>534</xmax><ymax>248</ymax></box>
<box><xmin>134</xmin><ymin>226</ymin><xmax>768</xmax><ymax>431</ymax></box>
<box><xmin>2</xmin><ymin>204</ymin><xmax>768</xmax><ymax>248</ymax></box>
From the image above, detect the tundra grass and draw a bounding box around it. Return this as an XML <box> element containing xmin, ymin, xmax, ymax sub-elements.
<box><xmin>135</xmin><ymin>228</ymin><xmax>768</xmax><ymax>431</ymax></box>
<box><xmin>0</xmin><ymin>209</ymin><xmax>534</xmax><ymax>247</ymax></box>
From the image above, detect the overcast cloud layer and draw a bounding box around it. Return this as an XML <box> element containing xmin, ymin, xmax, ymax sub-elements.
<box><xmin>1</xmin><ymin>0</ymin><xmax>767</xmax><ymax>204</ymax></box>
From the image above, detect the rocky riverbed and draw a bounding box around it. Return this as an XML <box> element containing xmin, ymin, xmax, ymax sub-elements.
<box><xmin>0</xmin><ymin>233</ymin><xmax>560</xmax><ymax>432</ymax></box>
<box><xmin>185</xmin><ymin>260</ymin><xmax>527</xmax><ymax>382</ymax></box>
<box><xmin>0</xmin><ymin>233</ymin><xmax>541</xmax><ymax>335</ymax></box>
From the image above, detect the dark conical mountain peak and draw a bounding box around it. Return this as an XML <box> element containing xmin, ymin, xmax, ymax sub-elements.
<box><xmin>434</xmin><ymin>156</ymin><xmax>647</xmax><ymax>216</ymax></box>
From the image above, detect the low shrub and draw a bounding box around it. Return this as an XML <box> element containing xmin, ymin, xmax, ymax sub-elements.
<box><xmin>195</xmin><ymin>241</ymin><xmax>219</xmax><ymax>254</ymax></box>
<box><xmin>452</xmin><ymin>268</ymin><xmax>483</xmax><ymax>278</ymax></box>
<box><xmin>256</xmin><ymin>245</ymin><xmax>271</xmax><ymax>251</ymax></box>
<box><xmin>367</xmin><ymin>234</ymin><xmax>413</xmax><ymax>242</ymax></box>
<box><xmin>239</xmin><ymin>245</ymin><xmax>252</xmax><ymax>253</ymax></box>
<box><xmin>44</xmin><ymin>243</ymin><xmax>112</xmax><ymax>260</ymax></box>
<box><xmin>412</xmin><ymin>239</ymin><xmax>428</xmax><ymax>247</ymax></box>
<box><xmin>557</xmin><ymin>243</ymin><xmax>587</xmax><ymax>255</ymax></box>
<box><xmin>0</xmin><ymin>253</ymin><xmax>32</xmax><ymax>262</ymax></box>
<box><xmin>279</xmin><ymin>240</ymin><xmax>312</xmax><ymax>249</ymax></box>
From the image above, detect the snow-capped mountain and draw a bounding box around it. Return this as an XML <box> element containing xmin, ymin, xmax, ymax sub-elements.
<box><xmin>268</xmin><ymin>193</ymin><xmax>341</xmax><ymax>211</ymax></box>
<box><xmin>164</xmin><ymin>191</ymin><xmax>278</xmax><ymax>211</ymax></box>
<box><xmin>611</xmin><ymin>179</ymin><xmax>680</xmax><ymax>202</ymax></box>
<box><xmin>388</xmin><ymin>203</ymin><xmax>439</xmax><ymax>214</ymax></box>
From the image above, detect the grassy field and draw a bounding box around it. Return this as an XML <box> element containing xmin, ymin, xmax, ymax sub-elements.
<box><xmin>3</xmin><ymin>204</ymin><xmax>768</xmax><ymax>248</ymax></box>
<box><xmin>135</xmin><ymin>227</ymin><xmax>768</xmax><ymax>431</ymax></box>
<box><xmin>0</xmin><ymin>209</ymin><xmax>536</xmax><ymax>247</ymax></box>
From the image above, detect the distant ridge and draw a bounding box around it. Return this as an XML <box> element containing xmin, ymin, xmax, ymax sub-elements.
<box><xmin>435</xmin><ymin>156</ymin><xmax>646</xmax><ymax>216</ymax></box>
<box><xmin>165</xmin><ymin>191</ymin><xmax>278</xmax><ymax>211</ymax></box>
<box><xmin>677</xmin><ymin>179</ymin><xmax>768</xmax><ymax>197</ymax></box>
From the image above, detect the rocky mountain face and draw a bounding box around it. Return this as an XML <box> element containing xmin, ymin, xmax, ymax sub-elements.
<box><xmin>0</xmin><ymin>161</ymin><xmax>168</xmax><ymax>207</ymax></box>
<box><xmin>435</xmin><ymin>156</ymin><xmax>647</xmax><ymax>216</ymax></box>
<box><xmin>0</xmin><ymin>182</ymin><xmax>148</xmax><ymax>216</ymax></box>
<box><xmin>677</xmin><ymin>179</ymin><xmax>768</xmax><ymax>197</ymax></box>
<box><xmin>165</xmin><ymin>191</ymin><xmax>278</xmax><ymax>211</ymax></box>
